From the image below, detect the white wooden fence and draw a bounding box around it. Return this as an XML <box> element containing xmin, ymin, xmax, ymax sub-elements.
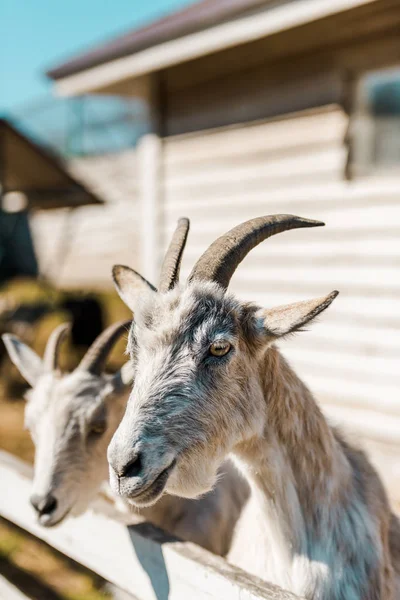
<box><xmin>0</xmin><ymin>450</ymin><xmax>302</xmax><ymax>600</ymax></box>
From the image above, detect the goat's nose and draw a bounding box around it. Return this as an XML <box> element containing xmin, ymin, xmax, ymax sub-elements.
<box><xmin>30</xmin><ymin>494</ymin><xmax>57</xmax><ymax>516</ymax></box>
<box><xmin>116</xmin><ymin>452</ymin><xmax>143</xmax><ymax>479</ymax></box>
<box><xmin>108</xmin><ymin>445</ymin><xmax>143</xmax><ymax>479</ymax></box>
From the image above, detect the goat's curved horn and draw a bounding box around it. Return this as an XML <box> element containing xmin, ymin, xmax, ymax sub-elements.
<box><xmin>189</xmin><ymin>214</ymin><xmax>324</xmax><ymax>290</ymax></box>
<box><xmin>78</xmin><ymin>320</ymin><xmax>131</xmax><ymax>375</ymax></box>
<box><xmin>159</xmin><ymin>217</ymin><xmax>190</xmax><ymax>293</ymax></box>
<box><xmin>43</xmin><ymin>323</ymin><xmax>71</xmax><ymax>372</ymax></box>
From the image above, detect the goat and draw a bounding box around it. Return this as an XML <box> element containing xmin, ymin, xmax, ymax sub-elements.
<box><xmin>2</xmin><ymin>218</ymin><xmax>248</xmax><ymax>556</ymax></box>
<box><xmin>108</xmin><ymin>214</ymin><xmax>399</xmax><ymax>599</ymax></box>
<box><xmin>2</xmin><ymin>321</ymin><xmax>248</xmax><ymax>555</ymax></box>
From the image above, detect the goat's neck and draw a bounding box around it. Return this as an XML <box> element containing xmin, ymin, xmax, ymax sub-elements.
<box><xmin>233</xmin><ymin>345</ymin><xmax>351</xmax><ymax>553</ymax></box>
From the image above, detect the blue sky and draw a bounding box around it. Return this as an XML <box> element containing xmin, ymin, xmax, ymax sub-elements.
<box><xmin>0</xmin><ymin>0</ymin><xmax>194</xmax><ymax>114</ymax></box>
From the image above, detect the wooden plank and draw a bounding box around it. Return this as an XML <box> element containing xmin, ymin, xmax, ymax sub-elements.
<box><xmin>299</xmin><ymin>372</ymin><xmax>400</xmax><ymax>418</ymax></box>
<box><xmin>163</xmin><ymin>190</ymin><xmax>400</xmax><ymax>222</ymax></box>
<box><xmin>232</xmin><ymin>293</ymin><xmax>400</xmax><ymax>326</ymax></box>
<box><xmin>230</xmin><ymin>264</ymin><xmax>400</xmax><ymax>292</ymax></box>
<box><xmin>167</xmin><ymin>67</ymin><xmax>342</xmax><ymax>136</ymax></box>
<box><xmin>284</xmin><ymin>347</ymin><xmax>400</xmax><ymax>385</ymax></box>
<box><xmin>321</xmin><ymin>404</ymin><xmax>400</xmax><ymax>447</ymax></box>
<box><xmin>293</xmin><ymin>320</ymin><xmax>400</xmax><ymax>350</ymax></box>
<box><xmin>336</xmin><ymin>27</ymin><xmax>400</xmax><ymax>72</ymax></box>
<box><xmin>169</xmin><ymin>170</ymin><xmax>342</xmax><ymax>202</ymax></box>
<box><xmin>285</xmin><ymin>325</ymin><xmax>400</xmax><ymax>358</ymax></box>
<box><xmin>164</xmin><ymin>166</ymin><xmax>343</xmax><ymax>200</ymax></box>
<box><xmin>0</xmin><ymin>451</ymin><xmax>302</xmax><ymax>600</ymax></box>
<box><xmin>230</xmin><ymin>278</ymin><xmax>400</xmax><ymax>298</ymax></box>
<box><xmin>230</xmin><ymin>282</ymin><xmax>397</xmax><ymax>308</ymax></box>
<box><xmin>163</xmin><ymin>175</ymin><xmax>400</xmax><ymax>213</ymax></box>
<box><xmin>178</xmin><ymin>240</ymin><xmax>400</xmax><ymax>266</ymax></box>
<box><xmin>165</xmin><ymin>203</ymin><xmax>400</xmax><ymax>236</ymax></box>
<box><xmin>240</xmin><ymin>238</ymin><xmax>400</xmax><ymax>260</ymax></box>
<box><xmin>0</xmin><ymin>575</ymin><xmax>32</xmax><ymax>600</ymax></box>
<box><xmin>164</xmin><ymin>106</ymin><xmax>346</xmax><ymax>167</ymax></box>
<box><xmin>165</xmin><ymin>141</ymin><xmax>343</xmax><ymax>179</ymax></box>
<box><xmin>178</xmin><ymin>259</ymin><xmax>400</xmax><ymax>297</ymax></box>
<box><xmin>164</xmin><ymin>148</ymin><xmax>344</xmax><ymax>190</ymax></box>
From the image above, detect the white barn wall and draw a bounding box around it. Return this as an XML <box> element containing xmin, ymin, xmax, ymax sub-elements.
<box><xmin>27</xmin><ymin>93</ymin><xmax>400</xmax><ymax>501</ymax></box>
<box><xmin>161</xmin><ymin>105</ymin><xmax>400</xmax><ymax>503</ymax></box>
<box><xmin>30</xmin><ymin>149</ymin><xmax>140</xmax><ymax>289</ymax></box>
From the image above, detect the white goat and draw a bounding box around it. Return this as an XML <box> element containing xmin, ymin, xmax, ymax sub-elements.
<box><xmin>108</xmin><ymin>214</ymin><xmax>400</xmax><ymax>599</ymax></box>
<box><xmin>3</xmin><ymin>321</ymin><xmax>248</xmax><ymax>555</ymax></box>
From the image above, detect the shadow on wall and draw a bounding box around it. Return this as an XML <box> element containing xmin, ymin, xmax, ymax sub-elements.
<box><xmin>129</xmin><ymin>523</ymin><xmax>171</xmax><ymax>600</ymax></box>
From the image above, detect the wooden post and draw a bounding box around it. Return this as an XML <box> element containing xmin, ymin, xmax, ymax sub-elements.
<box><xmin>138</xmin><ymin>74</ymin><xmax>164</xmax><ymax>284</ymax></box>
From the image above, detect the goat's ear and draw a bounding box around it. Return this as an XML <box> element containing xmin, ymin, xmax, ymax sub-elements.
<box><xmin>257</xmin><ymin>291</ymin><xmax>338</xmax><ymax>339</ymax></box>
<box><xmin>109</xmin><ymin>362</ymin><xmax>134</xmax><ymax>393</ymax></box>
<box><xmin>1</xmin><ymin>334</ymin><xmax>43</xmax><ymax>387</ymax></box>
<box><xmin>112</xmin><ymin>265</ymin><xmax>156</xmax><ymax>313</ymax></box>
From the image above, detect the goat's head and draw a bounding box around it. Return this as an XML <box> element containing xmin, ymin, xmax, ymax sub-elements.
<box><xmin>108</xmin><ymin>215</ymin><xmax>338</xmax><ymax>507</ymax></box>
<box><xmin>1</xmin><ymin>217</ymin><xmax>191</xmax><ymax>524</ymax></box>
<box><xmin>2</xmin><ymin>321</ymin><xmax>131</xmax><ymax>526</ymax></box>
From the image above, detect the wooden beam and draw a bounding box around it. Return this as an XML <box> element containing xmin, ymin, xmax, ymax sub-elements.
<box><xmin>0</xmin><ymin>451</ymin><xmax>302</xmax><ymax>600</ymax></box>
<box><xmin>138</xmin><ymin>134</ymin><xmax>162</xmax><ymax>283</ymax></box>
<box><xmin>137</xmin><ymin>74</ymin><xmax>164</xmax><ymax>284</ymax></box>
<box><xmin>54</xmin><ymin>0</ymin><xmax>379</xmax><ymax>97</ymax></box>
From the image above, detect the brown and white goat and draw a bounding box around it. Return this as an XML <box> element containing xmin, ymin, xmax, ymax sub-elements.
<box><xmin>109</xmin><ymin>214</ymin><xmax>399</xmax><ymax>599</ymax></box>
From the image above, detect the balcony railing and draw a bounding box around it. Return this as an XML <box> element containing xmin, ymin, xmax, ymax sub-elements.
<box><xmin>9</xmin><ymin>95</ymin><xmax>148</xmax><ymax>160</ymax></box>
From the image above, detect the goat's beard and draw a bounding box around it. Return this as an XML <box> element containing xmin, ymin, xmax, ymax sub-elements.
<box><xmin>165</xmin><ymin>451</ymin><xmax>221</xmax><ymax>499</ymax></box>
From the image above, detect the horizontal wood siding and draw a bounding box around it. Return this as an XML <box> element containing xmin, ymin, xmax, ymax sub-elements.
<box><xmin>161</xmin><ymin>105</ymin><xmax>400</xmax><ymax>492</ymax></box>
<box><xmin>30</xmin><ymin>150</ymin><xmax>140</xmax><ymax>289</ymax></box>
<box><xmin>166</xmin><ymin>60</ymin><xmax>342</xmax><ymax>136</ymax></box>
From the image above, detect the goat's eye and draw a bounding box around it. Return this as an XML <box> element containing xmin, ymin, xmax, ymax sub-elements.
<box><xmin>209</xmin><ymin>341</ymin><xmax>231</xmax><ymax>357</ymax></box>
<box><xmin>89</xmin><ymin>422</ymin><xmax>106</xmax><ymax>435</ymax></box>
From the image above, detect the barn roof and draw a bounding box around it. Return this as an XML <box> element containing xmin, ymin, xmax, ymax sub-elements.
<box><xmin>0</xmin><ymin>118</ymin><xmax>103</xmax><ymax>210</ymax></box>
<box><xmin>47</xmin><ymin>0</ymin><xmax>378</xmax><ymax>89</ymax></box>
<box><xmin>47</xmin><ymin>0</ymin><xmax>273</xmax><ymax>80</ymax></box>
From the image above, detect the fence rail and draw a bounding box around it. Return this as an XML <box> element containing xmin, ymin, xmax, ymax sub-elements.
<box><xmin>0</xmin><ymin>450</ymin><xmax>302</xmax><ymax>600</ymax></box>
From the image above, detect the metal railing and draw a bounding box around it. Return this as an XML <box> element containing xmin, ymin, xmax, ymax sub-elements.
<box><xmin>9</xmin><ymin>95</ymin><xmax>149</xmax><ymax>160</ymax></box>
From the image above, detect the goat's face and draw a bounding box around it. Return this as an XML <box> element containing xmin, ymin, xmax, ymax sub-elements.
<box><xmin>108</xmin><ymin>215</ymin><xmax>337</xmax><ymax>507</ymax></box>
<box><xmin>108</xmin><ymin>282</ymin><xmax>266</xmax><ymax>506</ymax></box>
<box><xmin>25</xmin><ymin>370</ymin><xmax>125</xmax><ymax>526</ymax></box>
<box><xmin>2</xmin><ymin>321</ymin><xmax>130</xmax><ymax>527</ymax></box>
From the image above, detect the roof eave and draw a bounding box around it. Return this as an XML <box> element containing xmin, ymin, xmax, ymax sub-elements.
<box><xmin>51</xmin><ymin>0</ymin><xmax>378</xmax><ymax>98</ymax></box>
